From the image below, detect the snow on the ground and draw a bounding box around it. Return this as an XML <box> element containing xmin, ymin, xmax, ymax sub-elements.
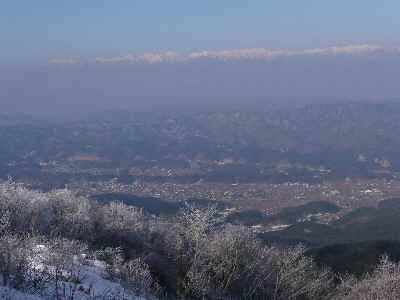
<box><xmin>0</xmin><ymin>244</ymin><xmax>153</xmax><ymax>300</ymax></box>
<box><xmin>0</xmin><ymin>287</ymin><xmax>42</xmax><ymax>300</ymax></box>
<box><xmin>0</xmin><ymin>286</ymin><xmax>150</xmax><ymax>299</ymax></box>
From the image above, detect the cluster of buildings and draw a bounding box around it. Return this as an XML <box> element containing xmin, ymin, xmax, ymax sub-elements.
<box><xmin>68</xmin><ymin>178</ymin><xmax>400</xmax><ymax>214</ymax></box>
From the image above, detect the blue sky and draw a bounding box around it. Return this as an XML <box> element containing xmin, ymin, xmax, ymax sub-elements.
<box><xmin>2</xmin><ymin>1</ymin><xmax>400</xmax><ymax>115</ymax></box>
<box><xmin>1</xmin><ymin>0</ymin><xmax>400</xmax><ymax>63</ymax></box>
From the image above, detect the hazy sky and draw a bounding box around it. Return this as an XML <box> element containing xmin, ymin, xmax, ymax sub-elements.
<box><xmin>1</xmin><ymin>1</ymin><xmax>400</xmax><ymax>63</ymax></box>
<box><xmin>1</xmin><ymin>1</ymin><xmax>400</xmax><ymax>114</ymax></box>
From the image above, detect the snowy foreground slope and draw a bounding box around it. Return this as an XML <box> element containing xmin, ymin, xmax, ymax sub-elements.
<box><xmin>0</xmin><ymin>243</ymin><xmax>154</xmax><ymax>300</ymax></box>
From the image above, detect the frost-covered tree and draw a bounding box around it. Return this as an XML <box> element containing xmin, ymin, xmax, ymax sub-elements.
<box><xmin>186</xmin><ymin>225</ymin><xmax>333</xmax><ymax>300</ymax></box>
<box><xmin>334</xmin><ymin>255</ymin><xmax>400</xmax><ymax>300</ymax></box>
<box><xmin>47</xmin><ymin>189</ymin><xmax>94</xmax><ymax>241</ymax></box>
<box><xmin>271</xmin><ymin>245</ymin><xmax>333</xmax><ymax>300</ymax></box>
<box><xmin>0</xmin><ymin>181</ymin><xmax>51</xmax><ymax>234</ymax></box>
<box><xmin>0</xmin><ymin>182</ymin><xmax>94</xmax><ymax>241</ymax></box>
<box><xmin>41</xmin><ymin>238</ymin><xmax>88</xmax><ymax>299</ymax></box>
<box><xmin>0</xmin><ymin>234</ymin><xmax>33</xmax><ymax>288</ymax></box>
<box><xmin>166</xmin><ymin>205</ymin><xmax>217</xmax><ymax>267</ymax></box>
<box><xmin>121</xmin><ymin>257</ymin><xmax>160</xmax><ymax>296</ymax></box>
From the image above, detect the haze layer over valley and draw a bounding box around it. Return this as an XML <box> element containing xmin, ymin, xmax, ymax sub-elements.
<box><xmin>2</xmin><ymin>44</ymin><xmax>400</xmax><ymax>115</ymax></box>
